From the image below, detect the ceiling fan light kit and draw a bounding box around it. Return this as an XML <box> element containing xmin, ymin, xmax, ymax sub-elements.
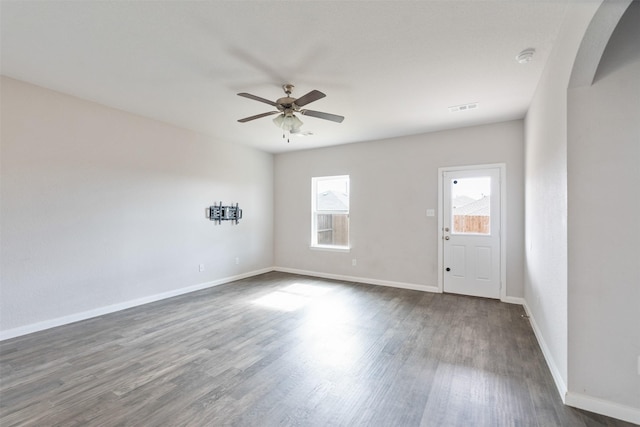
<box><xmin>237</xmin><ymin>84</ymin><xmax>344</xmax><ymax>143</ymax></box>
<box><xmin>273</xmin><ymin>114</ymin><xmax>303</xmax><ymax>132</ymax></box>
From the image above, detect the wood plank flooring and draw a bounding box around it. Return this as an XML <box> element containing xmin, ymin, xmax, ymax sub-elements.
<box><xmin>0</xmin><ymin>272</ymin><xmax>634</xmax><ymax>426</ymax></box>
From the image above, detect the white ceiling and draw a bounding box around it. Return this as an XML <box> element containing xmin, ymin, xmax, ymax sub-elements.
<box><xmin>1</xmin><ymin>1</ymin><xmax>572</xmax><ymax>153</ymax></box>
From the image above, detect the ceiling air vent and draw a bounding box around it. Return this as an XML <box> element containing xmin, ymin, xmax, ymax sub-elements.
<box><xmin>449</xmin><ymin>103</ymin><xmax>478</xmax><ymax>113</ymax></box>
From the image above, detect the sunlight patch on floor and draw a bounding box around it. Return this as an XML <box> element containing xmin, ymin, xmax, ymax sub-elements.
<box><xmin>251</xmin><ymin>282</ymin><xmax>333</xmax><ymax>312</ymax></box>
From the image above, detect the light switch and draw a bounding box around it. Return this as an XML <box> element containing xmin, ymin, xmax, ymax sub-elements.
<box><xmin>426</xmin><ymin>209</ymin><xmax>435</xmax><ymax>217</ymax></box>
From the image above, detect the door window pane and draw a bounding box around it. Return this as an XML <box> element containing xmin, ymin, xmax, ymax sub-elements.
<box><xmin>451</xmin><ymin>177</ymin><xmax>490</xmax><ymax>235</ymax></box>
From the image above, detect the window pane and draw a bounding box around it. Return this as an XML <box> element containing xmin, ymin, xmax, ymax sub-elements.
<box><xmin>312</xmin><ymin>175</ymin><xmax>349</xmax><ymax>248</ymax></box>
<box><xmin>316</xmin><ymin>177</ymin><xmax>349</xmax><ymax>211</ymax></box>
<box><xmin>316</xmin><ymin>213</ymin><xmax>349</xmax><ymax>246</ymax></box>
<box><xmin>451</xmin><ymin>177</ymin><xmax>490</xmax><ymax>235</ymax></box>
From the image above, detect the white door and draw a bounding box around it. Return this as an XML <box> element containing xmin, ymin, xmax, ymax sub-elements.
<box><xmin>442</xmin><ymin>167</ymin><xmax>501</xmax><ymax>299</ymax></box>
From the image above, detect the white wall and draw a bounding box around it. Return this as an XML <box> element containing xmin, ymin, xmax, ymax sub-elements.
<box><xmin>275</xmin><ymin>120</ymin><xmax>524</xmax><ymax>297</ymax></box>
<box><xmin>0</xmin><ymin>77</ymin><xmax>274</xmax><ymax>338</ymax></box>
<box><xmin>525</xmin><ymin>0</ymin><xmax>640</xmax><ymax>423</ymax></box>
<box><xmin>567</xmin><ymin>0</ymin><xmax>640</xmax><ymax>415</ymax></box>
<box><xmin>523</xmin><ymin>1</ymin><xmax>602</xmax><ymax>399</ymax></box>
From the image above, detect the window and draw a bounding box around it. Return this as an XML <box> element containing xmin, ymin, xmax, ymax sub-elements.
<box><xmin>311</xmin><ymin>175</ymin><xmax>350</xmax><ymax>249</ymax></box>
<box><xmin>451</xmin><ymin>176</ymin><xmax>491</xmax><ymax>235</ymax></box>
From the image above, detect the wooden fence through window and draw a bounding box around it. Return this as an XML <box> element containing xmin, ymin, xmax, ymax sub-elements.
<box><xmin>317</xmin><ymin>214</ymin><xmax>349</xmax><ymax>245</ymax></box>
<box><xmin>453</xmin><ymin>215</ymin><xmax>490</xmax><ymax>234</ymax></box>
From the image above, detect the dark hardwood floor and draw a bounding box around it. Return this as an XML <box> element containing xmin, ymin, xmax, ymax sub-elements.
<box><xmin>0</xmin><ymin>272</ymin><xmax>634</xmax><ymax>426</ymax></box>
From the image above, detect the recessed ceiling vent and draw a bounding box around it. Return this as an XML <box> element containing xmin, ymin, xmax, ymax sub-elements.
<box><xmin>448</xmin><ymin>103</ymin><xmax>478</xmax><ymax>113</ymax></box>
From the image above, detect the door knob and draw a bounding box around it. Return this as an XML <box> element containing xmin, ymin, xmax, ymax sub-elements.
<box><xmin>445</xmin><ymin>236</ymin><xmax>450</xmax><ymax>240</ymax></box>
<box><xmin>446</xmin><ymin>268</ymin><xmax>451</xmax><ymax>271</ymax></box>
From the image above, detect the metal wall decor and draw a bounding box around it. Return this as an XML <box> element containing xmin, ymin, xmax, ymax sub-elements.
<box><xmin>208</xmin><ymin>202</ymin><xmax>242</xmax><ymax>224</ymax></box>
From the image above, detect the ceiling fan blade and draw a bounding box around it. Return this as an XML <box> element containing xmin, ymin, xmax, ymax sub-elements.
<box><xmin>300</xmin><ymin>109</ymin><xmax>345</xmax><ymax>123</ymax></box>
<box><xmin>294</xmin><ymin>90</ymin><xmax>326</xmax><ymax>107</ymax></box>
<box><xmin>237</xmin><ymin>111</ymin><xmax>279</xmax><ymax>123</ymax></box>
<box><xmin>237</xmin><ymin>92</ymin><xmax>278</xmax><ymax>107</ymax></box>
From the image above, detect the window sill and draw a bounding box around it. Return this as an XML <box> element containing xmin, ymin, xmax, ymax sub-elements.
<box><xmin>310</xmin><ymin>245</ymin><xmax>351</xmax><ymax>253</ymax></box>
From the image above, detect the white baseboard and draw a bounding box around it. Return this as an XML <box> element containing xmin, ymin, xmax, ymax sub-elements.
<box><xmin>521</xmin><ymin>300</ymin><xmax>568</xmax><ymax>403</ymax></box>
<box><xmin>0</xmin><ymin>267</ymin><xmax>273</xmax><ymax>341</ymax></box>
<box><xmin>273</xmin><ymin>266</ymin><xmax>440</xmax><ymax>293</ymax></box>
<box><xmin>566</xmin><ymin>392</ymin><xmax>640</xmax><ymax>425</ymax></box>
<box><xmin>501</xmin><ymin>296</ymin><xmax>525</xmax><ymax>305</ymax></box>
<box><xmin>522</xmin><ymin>300</ymin><xmax>640</xmax><ymax>424</ymax></box>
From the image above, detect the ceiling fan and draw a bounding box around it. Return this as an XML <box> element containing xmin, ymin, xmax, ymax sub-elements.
<box><xmin>237</xmin><ymin>84</ymin><xmax>344</xmax><ymax>142</ymax></box>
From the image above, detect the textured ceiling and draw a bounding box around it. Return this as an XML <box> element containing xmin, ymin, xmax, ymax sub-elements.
<box><xmin>1</xmin><ymin>1</ymin><xmax>572</xmax><ymax>153</ymax></box>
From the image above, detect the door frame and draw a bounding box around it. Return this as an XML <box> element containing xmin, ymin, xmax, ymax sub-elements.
<box><xmin>437</xmin><ymin>163</ymin><xmax>507</xmax><ymax>301</ymax></box>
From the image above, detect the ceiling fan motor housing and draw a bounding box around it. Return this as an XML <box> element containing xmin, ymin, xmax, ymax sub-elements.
<box><xmin>276</xmin><ymin>97</ymin><xmax>298</xmax><ymax>115</ymax></box>
<box><xmin>278</xmin><ymin>84</ymin><xmax>301</xmax><ymax>115</ymax></box>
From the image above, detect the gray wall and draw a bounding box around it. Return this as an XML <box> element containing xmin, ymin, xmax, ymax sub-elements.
<box><xmin>567</xmin><ymin>0</ymin><xmax>640</xmax><ymax>411</ymax></box>
<box><xmin>525</xmin><ymin>0</ymin><xmax>639</xmax><ymax>422</ymax></box>
<box><xmin>275</xmin><ymin>120</ymin><xmax>525</xmax><ymax>297</ymax></box>
<box><xmin>0</xmin><ymin>77</ymin><xmax>274</xmax><ymax>337</ymax></box>
<box><xmin>523</xmin><ymin>1</ymin><xmax>602</xmax><ymax>398</ymax></box>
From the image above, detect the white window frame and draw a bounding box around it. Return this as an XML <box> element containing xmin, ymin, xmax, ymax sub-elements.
<box><xmin>311</xmin><ymin>175</ymin><xmax>350</xmax><ymax>251</ymax></box>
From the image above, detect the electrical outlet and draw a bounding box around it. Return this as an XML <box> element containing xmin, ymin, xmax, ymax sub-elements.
<box><xmin>199</xmin><ymin>264</ymin><xmax>205</xmax><ymax>272</ymax></box>
<box><xmin>235</xmin><ymin>257</ymin><xmax>240</xmax><ymax>265</ymax></box>
<box><xmin>352</xmin><ymin>259</ymin><xmax>357</xmax><ymax>267</ymax></box>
